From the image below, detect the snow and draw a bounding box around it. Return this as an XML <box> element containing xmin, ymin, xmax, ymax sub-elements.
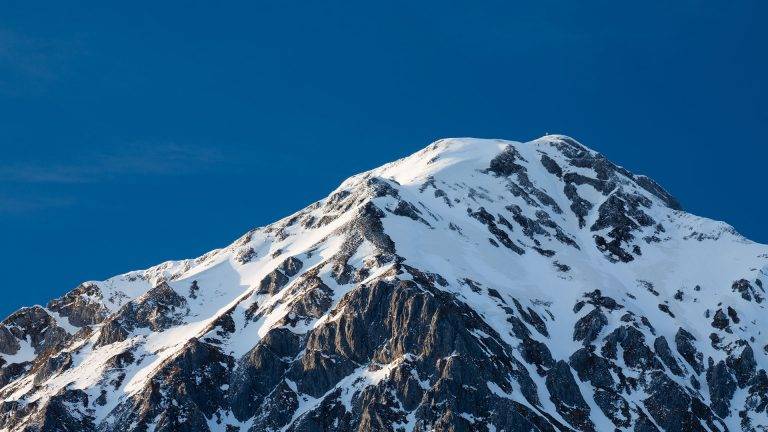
<box><xmin>2</xmin><ymin>135</ymin><xmax>767</xmax><ymax>431</ymax></box>
<box><xmin>1</xmin><ymin>336</ymin><xmax>35</xmax><ymax>364</ymax></box>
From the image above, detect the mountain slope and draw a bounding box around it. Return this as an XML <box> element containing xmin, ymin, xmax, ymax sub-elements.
<box><xmin>1</xmin><ymin>135</ymin><xmax>766</xmax><ymax>432</ymax></box>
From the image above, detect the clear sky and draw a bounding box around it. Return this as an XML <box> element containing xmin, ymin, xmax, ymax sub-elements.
<box><xmin>1</xmin><ymin>1</ymin><xmax>766</xmax><ymax>318</ymax></box>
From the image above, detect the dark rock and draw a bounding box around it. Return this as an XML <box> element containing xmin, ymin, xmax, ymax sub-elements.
<box><xmin>570</xmin><ymin>347</ymin><xmax>614</xmax><ymax>389</ymax></box>
<box><xmin>602</xmin><ymin>325</ymin><xmax>661</xmax><ymax>371</ymax></box>
<box><xmin>235</xmin><ymin>247</ymin><xmax>256</xmax><ymax>264</ymax></box>
<box><xmin>487</xmin><ymin>145</ymin><xmax>526</xmax><ymax>176</ymax></box>
<box><xmin>105</xmin><ymin>338</ymin><xmax>233</xmax><ymax>432</ymax></box>
<box><xmin>594</xmin><ymin>388</ymin><xmax>631</xmax><ymax>428</ymax></box>
<box><xmin>573</xmin><ymin>308</ymin><xmax>608</xmax><ymax>346</ymax></box>
<box><xmin>393</xmin><ymin>200</ymin><xmax>431</xmax><ymax>226</ymax></box>
<box><xmin>33</xmin><ymin>351</ymin><xmax>73</xmax><ymax>385</ymax></box>
<box><xmin>229</xmin><ymin>328</ymin><xmax>300</xmax><ymax>420</ymax></box>
<box><xmin>512</xmin><ymin>299</ymin><xmax>548</xmax><ymax>337</ymax></box>
<box><xmin>653</xmin><ymin>336</ymin><xmax>684</xmax><ymax>376</ymax></box>
<box><xmin>540</xmin><ymin>154</ymin><xmax>563</xmax><ymax>178</ymax></box>
<box><xmin>634</xmin><ymin>175</ymin><xmax>682</xmax><ymax>210</ymax></box>
<box><xmin>584</xmin><ymin>289</ymin><xmax>623</xmax><ymax>310</ymax></box>
<box><xmin>545</xmin><ymin>360</ymin><xmax>594</xmax><ymax>431</ymax></box>
<box><xmin>95</xmin><ymin>282</ymin><xmax>188</xmax><ymax>347</ymax></box>
<box><xmin>745</xmin><ymin>370</ymin><xmax>768</xmax><ymax>413</ymax></box>
<box><xmin>675</xmin><ymin>328</ymin><xmax>704</xmax><ymax>374</ymax></box>
<box><xmin>726</xmin><ymin>342</ymin><xmax>756</xmax><ymax>387</ymax></box>
<box><xmin>0</xmin><ymin>326</ymin><xmax>19</xmax><ymax>355</ymax></box>
<box><xmin>258</xmin><ymin>269</ymin><xmax>290</xmax><ymax>295</ymax></box>
<box><xmin>469</xmin><ymin>207</ymin><xmax>525</xmax><ymax>255</ymax></box>
<box><xmin>706</xmin><ymin>360</ymin><xmax>736</xmax><ymax>418</ymax></box>
<box><xmin>47</xmin><ymin>282</ymin><xmax>107</xmax><ymax>327</ymax></box>
<box><xmin>644</xmin><ymin>372</ymin><xmax>718</xmax><ymax>432</ymax></box>
<box><xmin>563</xmin><ymin>183</ymin><xmax>592</xmax><ymax>228</ymax></box>
<box><xmin>279</xmin><ymin>256</ymin><xmax>304</xmax><ymax>277</ymax></box>
<box><xmin>732</xmin><ymin>279</ymin><xmax>763</xmax><ymax>303</ymax></box>
<box><xmin>657</xmin><ymin>303</ymin><xmax>675</xmax><ymax>318</ymax></box>
<box><xmin>520</xmin><ymin>337</ymin><xmax>555</xmax><ymax>371</ymax></box>
<box><xmin>25</xmin><ymin>389</ymin><xmax>95</xmax><ymax>432</ymax></box>
<box><xmin>1</xmin><ymin>306</ymin><xmax>70</xmax><ymax>355</ymax></box>
<box><xmin>711</xmin><ymin>309</ymin><xmax>729</xmax><ymax>330</ymax></box>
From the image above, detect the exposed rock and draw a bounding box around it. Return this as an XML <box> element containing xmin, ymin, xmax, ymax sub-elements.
<box><xmin>257</xmin><ymin>269</ymin><xmax>290</xmax><ymax>295</ymax></box>
<box><xmin>726</xmin><ymin>342</ymin><xmax>756</xmax><ymax>387</ymax></box>
<box><xmin>279</xmin><ymin>256</ymin><xmax>304</xmax><ymax>277</ymax></box>
<box><xmin>47</xmin><ymin>282</ymin><xmax>107</xmax><ymax>327</ymax></box>
<box><xmin>707</xmin><ymin>360</ymin><xmax>737</xmax><ymax>418</ymax></box>
<box><xmin>545</xmin><ymin>360</ymin><xmax>594</xmax><ymax>431</ymax></box>
<box><xmin>732</xmin><ymin>279</ymin><xmax>763</xmax><ymax>303</ymax></box>
<box><xmin>711</xmin><ymin>309</ymin><xmax>730</xmax><ymax>330</ymax></box>
<box><xmin>675</xmin><ymin>328</ymin><xmax>704</xmax><ymax>374</ymax></box>
<box><xmin>570</xmin><ymin>347</ymin><xmax>614</xmax><ymax>389</ymax></box>
<box><xmin>573</xmin><ymin>308</ymin><xmax>608</xmax><ymax>345</ymax></box>
<box><xmin>653</xmin><ymin>336</ymin><xmax>684</xmax><ymax>376</ymax></box>
<box><xmin>95</xmin><ymin>282</ymin><xmax>188</xmax><ymax>347</ymax></box>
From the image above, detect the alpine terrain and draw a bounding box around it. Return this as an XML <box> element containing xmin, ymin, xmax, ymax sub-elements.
<box><xmin>1</xmin><ymin>135</ymin><xmax>767</xmax><ymax>432</ymax></box>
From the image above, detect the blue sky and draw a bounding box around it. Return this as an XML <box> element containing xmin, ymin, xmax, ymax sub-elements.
<box><xmin>1</xmin><ymin>1</ymin><xmax>766</xmax><ymax>318</ymax></box>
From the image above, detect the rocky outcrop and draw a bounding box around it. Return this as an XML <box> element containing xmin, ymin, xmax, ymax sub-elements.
<box><xmin>95</xmin><ymin>282</ymin><xmax>188</xmax><ymax>347</ymax></box>
<box><xmin>47</xmin><ymin>282</ymin><xmax>107</xmax><ymax>327</ymax></box>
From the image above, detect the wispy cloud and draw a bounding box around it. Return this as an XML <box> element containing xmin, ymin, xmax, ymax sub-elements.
<box><xmin>0</xmin><ymin>142</ymin><xmax>228</xmax><ymax>184</ymax></box>
<box><xmin>0</xmin><ymin>28</ymin><xmax>83</xmax><ymax>95</ymax></box>
<box><xmin>0</xmin><ymin>194</ymin><xmax>74</xmax><ymax>214</ymax></box>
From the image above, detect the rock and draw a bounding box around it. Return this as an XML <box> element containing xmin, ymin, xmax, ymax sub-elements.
<box><xmin>235</xmin><ymin>247</ymin><xmax>256</xmax><ymax>264</ymax></box>
<box><xmin>33</xmin><ymin>351</ymin><xmax>73</xmax><ymax>385</ymax></box>
<box><xmin>569</xmin><ymin>347</ymin><xmax>614</xmax><ymax>389</ymax></box>
<box><xmin>706</xmin><ymin>360</ymin><xmax>736</xmax><ymax>418</ymax></box>
<box><xmin>0</xmin><ymin>326</ymin><xmax>20</xmax><ymax>355</ymax></box>
<box><xmin>47</xmin><ymin>282</ymin><xmax>107</xmax><ymax>327</ymax></box>
<box><xmin>675</xmin><ymin>328</ymin><xmax>704</xmax><ymax>374</ymax></box>
<box><xmin>745</xmin><ymin>370</ymin><xmax>767</xmax><ymax>413</ymax></box>
<box><xmin>257</xmin><ymin>269</ymin><xmax>290</xmax><ymax>295</ymax></box>
<box><xmin>726</xmin><ymin>342</ymin><xmax>756</xmax><ymax>387</ymax></box>
<box><xmin>583</xmin><ymin>289</ymin><xmax>623</xmax><ymax>310</ymax></box>
<box><xmin>487</xmin><ymin>145</ymin><xmax>526</xmax><ymax>176</ymax></box>
<box><xmin>229</xmin><ymin>328</ymin><xmax>300</xmax><ymax>420</ymax></box>
<box><xmin>1</xmin><ymin>306</ymin><xmax>70</xmax><ymax>355</ymax></box>
<box><xmin>545</xmin><ymin>360</ymin><xmax>594</xmax><ymax>431</ymax></box>
<box><xmin>573</xmin><ymin>308</ymin><xmax>608</xmax><ymax>345</ymax></box>
<box><xmin>540</xmin><ymin>154</ymin><xmax>563</xmax><ymax>178</ymax></box>
<box><xmin>593</xmin><ymin>388</ymin><xmax>631</xmax><ymax>428</ymax></box>
<box><xmin>711</xmin><ymin>309</ymin><xmax>729</xmax><ymax>330</ymax></box>
<box><xmin>653</xmin><ymin>336</ymin><xmax>684</xmax><ymax>376</ymax></box>
<box><xmin>602</xmin><ymin>325</ymin><xmax>661</xmax><ymax>371</ymax></box>
<box><xmin>732</xmin><ymin>279</ymin><xmax>763</xmax><ymax>303</ymax></box>
<box><xmin>104</xmin><ymin>338</ymin><xmax>233</xmax><ymax>432</ymax></box>
<box><xmin>469</xmin><ymin>207</ymin><xmax>525</xmax><ymax>255</ymax></box>
<box><xmin>95</xmin><ymin>282</ymin><xmax>188</xmax><ymax>347</ymax></box>
<box><xmin>279</xmin><ymin>256</ymin><xmax>304</xmax><ymax>277</ymax></box>
<box><xmin>644</xmin><ymin>371</ymin><xmax>721</xmax><ymax>432</ymax></box>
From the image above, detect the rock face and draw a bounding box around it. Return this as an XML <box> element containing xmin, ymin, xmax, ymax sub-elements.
<box><xmin>1</xmin><ymin>135</ymin><xmax>767</xmax><ymax>432</ymax></box>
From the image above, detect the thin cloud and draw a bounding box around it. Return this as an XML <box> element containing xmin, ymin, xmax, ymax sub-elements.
<box><xmin>0</xmin><ymin>194</ymin><xmax>74</xmax><ymax>214</ymax></box>
<box><xmin>0</xmin><ymin>142</ymin><xmax>229</xmax><ymax>184</ymax></box>
<box><xmin>0</xmin><ymin>28</ymin><xmax>83</xmax><ymax>95</ymax></box>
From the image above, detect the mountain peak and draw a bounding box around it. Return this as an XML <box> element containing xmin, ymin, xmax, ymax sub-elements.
<box><xmin>1</xmin><ymin>136</ymin><xmax>766</xmax><ymax>432</ymax></box>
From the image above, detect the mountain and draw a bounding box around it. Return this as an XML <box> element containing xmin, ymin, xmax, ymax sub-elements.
<box><xmin>1</xmin><ymin>135</ymin><xmax>766</xmax><ymax>432</ymax></box>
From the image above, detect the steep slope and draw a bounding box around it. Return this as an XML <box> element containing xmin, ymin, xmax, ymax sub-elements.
<box><xmin>1</xmin><ymin>135</ymin><xmax>766</xmax><ymax>432</ymax></box>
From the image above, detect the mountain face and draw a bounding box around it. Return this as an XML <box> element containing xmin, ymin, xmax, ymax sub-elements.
<box><xmin>1</xmin><ymin>136</ymin><xmax>767</xmax><ymax>432</ymax></box>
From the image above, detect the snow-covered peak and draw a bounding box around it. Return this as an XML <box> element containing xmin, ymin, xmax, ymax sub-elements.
<box><xmin>1</xmin><ymin>136</ymin><xmax>766</xmax><ymax>432</ymax></box>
